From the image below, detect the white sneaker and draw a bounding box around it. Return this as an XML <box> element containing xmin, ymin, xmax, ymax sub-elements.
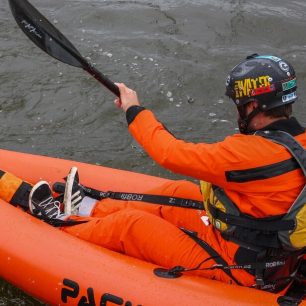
<box><xmin>64</xmin><ymin>167</ymin><xmax>84</xmax><ymax>215</ymax></box>
<box><xmin>29</xmin><ymin>181</ymin><xmax>65</xmax><ymax>219</ymax></box>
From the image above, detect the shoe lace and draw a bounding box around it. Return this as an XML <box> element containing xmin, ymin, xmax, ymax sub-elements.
<box><xmin>34</xmin><ymin>196</ymin><xmax>62</xmax><ymax>219</ymax></box>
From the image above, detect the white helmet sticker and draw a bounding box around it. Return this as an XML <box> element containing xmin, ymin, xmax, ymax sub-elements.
<box><xmin>226</xmin><ymin>75</ymin><xmax>230</xmax><ymax>86</ymax></box>
<box><xmin>282</xmin><ymin>91</ymin><xmax>297</xmax><ymax>103</ymax></box>
<box><xmin>279</xmin><ymin>61</ymin><xmax>289</xmax><ymax>72</ymax></box>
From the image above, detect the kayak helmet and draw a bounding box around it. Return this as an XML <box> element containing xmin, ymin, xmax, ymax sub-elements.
<box><xmin>225</xmin><ymin>54</ymin><xmax>297</xmax><ymax>133</ymax></box>
<box><xmin>225</xmin><ymin>54</ymin><xmax>297</xmax><ymax>110</ymax></box>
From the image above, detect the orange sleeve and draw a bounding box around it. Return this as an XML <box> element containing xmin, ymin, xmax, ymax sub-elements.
<box><xmin>128</xmin><ymin>109</ymin><xmax>235</xmax><ymax>186</ymax></box>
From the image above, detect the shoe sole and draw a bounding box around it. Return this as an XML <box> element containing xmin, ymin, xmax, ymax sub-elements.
<box><xmin>64</xmin><ymin>167</ymin><xmax>78</xmax><ymax>215</ymax></box>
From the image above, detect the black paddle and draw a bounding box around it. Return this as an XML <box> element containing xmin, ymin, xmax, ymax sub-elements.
<box><xmin>8</xmin><ymin>0</ymin><xmax>120</xmax><ymax>97</ymax></box>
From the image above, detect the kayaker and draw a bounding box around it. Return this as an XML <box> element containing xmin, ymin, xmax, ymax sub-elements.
<box><xmin>29</xmin><ymin>54</ymin><xmax>306</xmax><ymax>293</ymax></box>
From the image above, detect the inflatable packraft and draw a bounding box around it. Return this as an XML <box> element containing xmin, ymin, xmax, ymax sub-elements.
<box><xmin>0</xmin><ymin>149</ymin><xmax>305</xmax><ymax>306</ymax></box>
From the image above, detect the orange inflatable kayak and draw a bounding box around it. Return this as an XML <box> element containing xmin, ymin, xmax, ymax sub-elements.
<box><xmin>0</xmin><ymin>149</ymin><xmax>304</xmax><ymax>306</ymax></box>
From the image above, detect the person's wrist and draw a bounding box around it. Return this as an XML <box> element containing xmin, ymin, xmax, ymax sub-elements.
<box><xmin>123</xmin><ymin>102</ymin><xmax>140</xmax><ymax>112</ymax></box>
<box><xmin>126</xmin><ymin>105</ymin><xmax>145</xmax><ymax>125</ymax></box>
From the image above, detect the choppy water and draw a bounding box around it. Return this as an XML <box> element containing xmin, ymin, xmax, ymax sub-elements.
<box><xmin>1</xmin><ymin>0</ymin><xmax>306</xmax><ymax>304</ymax></box>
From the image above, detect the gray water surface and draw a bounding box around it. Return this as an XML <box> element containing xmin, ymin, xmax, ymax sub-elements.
<box><xmin>1</xmin><ymin>0</ymin><xmax>306</xmax><ymax>304</ymax></box>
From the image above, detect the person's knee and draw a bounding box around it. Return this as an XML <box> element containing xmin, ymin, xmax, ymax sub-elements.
<box><xmin>162</xmin><ymin>180</ymin><xmax>200</xmax><ymax>198</ymax></box>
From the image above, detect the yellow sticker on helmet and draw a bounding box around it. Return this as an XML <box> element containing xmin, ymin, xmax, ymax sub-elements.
<box><xmin>234</xmin><ymin>75</ymin><xmax>271</xmax><ymax>98</ymax></box>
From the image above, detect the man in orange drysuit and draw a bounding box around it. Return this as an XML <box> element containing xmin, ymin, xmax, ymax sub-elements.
<box><xmin>30</xmin><ymin>54</ymin><xmax>306</xmax><ymax>292</ymax></box>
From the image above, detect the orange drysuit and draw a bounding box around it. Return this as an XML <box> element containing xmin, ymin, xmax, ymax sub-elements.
<box><xmin>62</xmin><ymin>108</ymin><xmax>306</xmax><ymax>289</ymax></box>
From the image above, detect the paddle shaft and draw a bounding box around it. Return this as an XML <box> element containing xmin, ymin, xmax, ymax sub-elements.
<box><xmin>82</xmin><ymin>61</ymin><xmax>120</xmax><ymax>97</ymax></box>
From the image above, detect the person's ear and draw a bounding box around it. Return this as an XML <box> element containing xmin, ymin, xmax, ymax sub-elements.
<box><xmin>250</xmin><ymin>100</ymin><xmax>259</xmax><ymax>110</ymax></box>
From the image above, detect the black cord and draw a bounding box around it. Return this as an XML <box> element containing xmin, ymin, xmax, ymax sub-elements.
<box><xmin>167</xmin><ymin>256</ymin><xmax>220</xmax><ymax>274</ymax></box>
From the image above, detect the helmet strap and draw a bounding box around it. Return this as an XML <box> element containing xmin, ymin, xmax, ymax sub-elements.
<box><xmin>237</xmin><ymin>105</ymin><xmax>261</xmax><ymax>134</ymax></box>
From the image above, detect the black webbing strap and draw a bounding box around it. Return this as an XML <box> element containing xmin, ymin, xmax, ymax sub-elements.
<box><xmin>277</xmin><ymin>258</ymin><xmax>306</xmax><ymax>306</ymax></box>
<box><xmin>42</xmin><ymin>218</ymin><xmax>88</xmax><ymax>227</ymax></box>
<box><xmin>208</xmin><ymin>204</ymin><xmax>295</xmax><ymax>231</ymax></box>
<box><xmin>181</xmin><ymin>228</ymin><xmax>301</xmax><ymax>292</ymax></box>
<box><xmin>10</xmin><ymin>181</ymin><xmax>32</xmax><ymax>209</ymax></box>
<box><xmin>0</xmin><ymin>170</ymin><xmax>31</xmax><ymax>209</ymax></box>
<box><xmin>301</xmin><ymin>259</ymin><xmax>306</xmax><ymax>278</ymax></box>
<box><xmin>180</xmin><ymin>227</ymin><xmax>242</xmax><ymax>285</ymax></box>
<box><xmin>277</xmin><ymin>279</ymin><xmax>306</xmax><ymax>306</ymax></box>
<box><xmin>53</xmin><ymin>182</ymin><xmax>204</xmax><ymax>210</ymax></box>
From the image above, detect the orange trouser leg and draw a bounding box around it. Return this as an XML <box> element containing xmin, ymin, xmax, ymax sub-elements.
<box><xmin>91</xmin><ymin>180</ymin><xmax>205</xmax><ymax>233</ymax></box>
<box><xmin>0</xmin><ymin>170</ymin><xmax>32</xmax><ymax>209</ymax></box>
<box><xmin>64</xmin><ymin>209</ymin><xmax>232</xmax><ymax>283</ymax></box>
<box><xmin>63</xmin><ymin>208</ymin><xmax>255</xmax><ymax>286</ymax></box>
<box><xmin>66</xmin><ymin>180</ymin><xmax>255</xmax><ymax>286</ymax></box>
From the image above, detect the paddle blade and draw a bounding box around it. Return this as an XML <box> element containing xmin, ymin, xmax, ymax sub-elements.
<box><xmin>9</xmin><ymin>0</ymin><xmax>84</xmax><ymax>68</ymax></box>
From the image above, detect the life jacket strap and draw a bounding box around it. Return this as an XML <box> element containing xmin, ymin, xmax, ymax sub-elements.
<box><xmin>180</xmin><ymin>227</ymin><xmax>306</xmax><ymax>293</ymax></box>
<box><xmin>179</xmin><ymin>227</ymin><xmax>242</xmax><ymax>285</ymax></box>
<box><xmin>208</xmin><ymin>203</ymin><xmax>295</xmax><ymax>231</ymax></box>
<box><xmin>277</xmin><ymin>278</ymin><xmax>306</xmax><ymax>305</ymax></box>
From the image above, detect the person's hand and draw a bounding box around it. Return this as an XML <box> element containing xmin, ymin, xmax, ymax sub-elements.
<box><xmin>114</xmin><ymin>83</ymin><xmax>140</xmax><ymax>112</ymax></box>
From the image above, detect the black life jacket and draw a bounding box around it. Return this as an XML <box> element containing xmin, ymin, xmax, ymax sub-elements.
<box><xmin>201</xmin><ymin>130</ymin><xmax>306</xmax><ymax>292</ymax></box>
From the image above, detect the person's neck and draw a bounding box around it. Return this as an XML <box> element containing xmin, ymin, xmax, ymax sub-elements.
<box><xmin>250</xmin><ymin>115</ymin><xmax>287</xmax><ymax>131</ymax></box>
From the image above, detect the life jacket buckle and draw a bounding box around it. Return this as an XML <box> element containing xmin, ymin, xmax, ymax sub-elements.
<box><xmin>255</xmin><ymin>277</ymin><xmax>265</xmax><ymax>287</ymax></box>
